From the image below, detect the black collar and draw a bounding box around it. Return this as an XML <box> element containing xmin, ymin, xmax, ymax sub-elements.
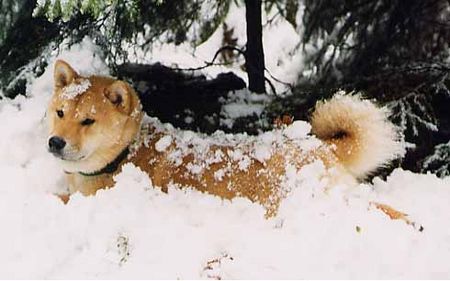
<box><xmin>78</xmin><ymin>147</ymin><xmax>130</xmax><ymax>177</ymax></box>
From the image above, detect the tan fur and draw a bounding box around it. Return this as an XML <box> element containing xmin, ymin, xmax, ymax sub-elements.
<box><xmin>48</xmin><ymin>61</ymin><xmax>401</xmax><ymax>217</ymax></box>
<box><xmin>311</xmin><ymin>93</ymin><xmax>403</xmax><ymax>179</ymax></box>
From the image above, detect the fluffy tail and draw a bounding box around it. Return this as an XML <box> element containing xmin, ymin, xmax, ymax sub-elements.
<box><xmin>310</xmin><ymin>92</ymin><xmax>403</xmax><ymax>179</ymax></box>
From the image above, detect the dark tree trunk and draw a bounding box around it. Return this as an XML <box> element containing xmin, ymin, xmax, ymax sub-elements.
<box><xmin>245</xmin><ymin>0</ymin><xmax>266</xmax><ymax>93</ymax></box>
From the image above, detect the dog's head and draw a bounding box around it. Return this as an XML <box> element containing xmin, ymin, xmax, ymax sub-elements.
<box><xmin>47</xmin><ymin>60</ymin><xmax>143</xmax><ymax>173</ymax></box>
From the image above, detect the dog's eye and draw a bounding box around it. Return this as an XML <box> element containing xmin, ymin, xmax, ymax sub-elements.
<box><xmin>56</xmin><ymin>110</ymin><xmax>64</xmax><ymax>118</ymax></box>
<box><xmin>81</xmin><ymin>118</ymin><xmax>95</xmax><ymax>126</ymax></box>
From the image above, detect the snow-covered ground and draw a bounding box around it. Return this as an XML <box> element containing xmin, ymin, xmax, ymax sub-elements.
<box><xmin>1</xmin><ymin>22</ymin><xmax>450</xmax><ymax>280</ymax></box>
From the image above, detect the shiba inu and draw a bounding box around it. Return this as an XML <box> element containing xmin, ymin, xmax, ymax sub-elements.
<box><xmin>47</xmin><ymin>60</ymin><xmax>401</xmax><ymax>216</ymax></box>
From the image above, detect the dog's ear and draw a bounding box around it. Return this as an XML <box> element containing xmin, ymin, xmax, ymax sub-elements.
<box><xmin>104</xmin><ymin>81</ymin><xmax>131</xmax><ymax>114</ymax></box>
<box><xmin>54</xmin><ymin>60</ymin><xmax>78</xmax><ymax>88</ymax></box>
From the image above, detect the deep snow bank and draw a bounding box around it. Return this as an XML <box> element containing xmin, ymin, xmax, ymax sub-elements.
<box><xmin>0</xmin><ymin>38</ymin><xmax>449</xmax><ymax>279</ymax></box>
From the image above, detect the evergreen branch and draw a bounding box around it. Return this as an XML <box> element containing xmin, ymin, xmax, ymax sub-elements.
<box><xmin>167</xmin><ymin>45</ymin><xmax>245</xmax><ymax>72</ymax></box>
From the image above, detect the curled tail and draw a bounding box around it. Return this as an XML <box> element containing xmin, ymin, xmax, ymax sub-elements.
<box><xmin>310</xmin><ymin>93</ymin><xmax>403</xmax><ymax>179</ymax></box>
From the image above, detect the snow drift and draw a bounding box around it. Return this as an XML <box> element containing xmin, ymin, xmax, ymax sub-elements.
<box><xmin>0</xmin><ymin>37</ymin><xmax>450</xmax><ymax>279</ymax></box>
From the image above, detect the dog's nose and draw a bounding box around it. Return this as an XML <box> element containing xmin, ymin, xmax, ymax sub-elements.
<box><xmin>48</xmin><ymin>136</ymin><xmax>66</xmax><ymax>152</ymax></box>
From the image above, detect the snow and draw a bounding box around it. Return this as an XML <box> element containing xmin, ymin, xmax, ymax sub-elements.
<box><xmin>283</xmin><ymin>120</ymin><xmax>312</xmax><ymax>140</ymax></box>
<box><xmin>252</xmin><ymin>144</ymin><xmax>272</xmax><ymax>163</ymax></box>
<box><xmin>154</xmin><ymin>135</ymin><xmax>172</xmax><ymax>152</ymax></box>
<box><xmin>219</xmin><ymin>89</ymin><xmax>271</xmax><ymax>129</ymax></box>
<box><xmin>1</xmin><ymin>23</ymin><xmax>450</xmax><ymax>281</ymax></box>
<box><xmin>422</xmin><ymin>141</ymin><xmax>450</xmax><ymax>177</ymax></box>
<box><xmin>61</xmin><ymin>78</ymin><xmax>91</xmax><ymax>100</ymax></box>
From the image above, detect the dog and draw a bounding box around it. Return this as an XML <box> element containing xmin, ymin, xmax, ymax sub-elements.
<box><xmin>47</xmin><ymin>60</ymin><xmax>401</xmax><ymax>216</ymax></box>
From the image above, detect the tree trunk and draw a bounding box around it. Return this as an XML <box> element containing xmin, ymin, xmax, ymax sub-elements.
<box><xmin>245</xmin><ymin>0</ymin><xmax>266</xmax><ymax>93</ymax></box>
